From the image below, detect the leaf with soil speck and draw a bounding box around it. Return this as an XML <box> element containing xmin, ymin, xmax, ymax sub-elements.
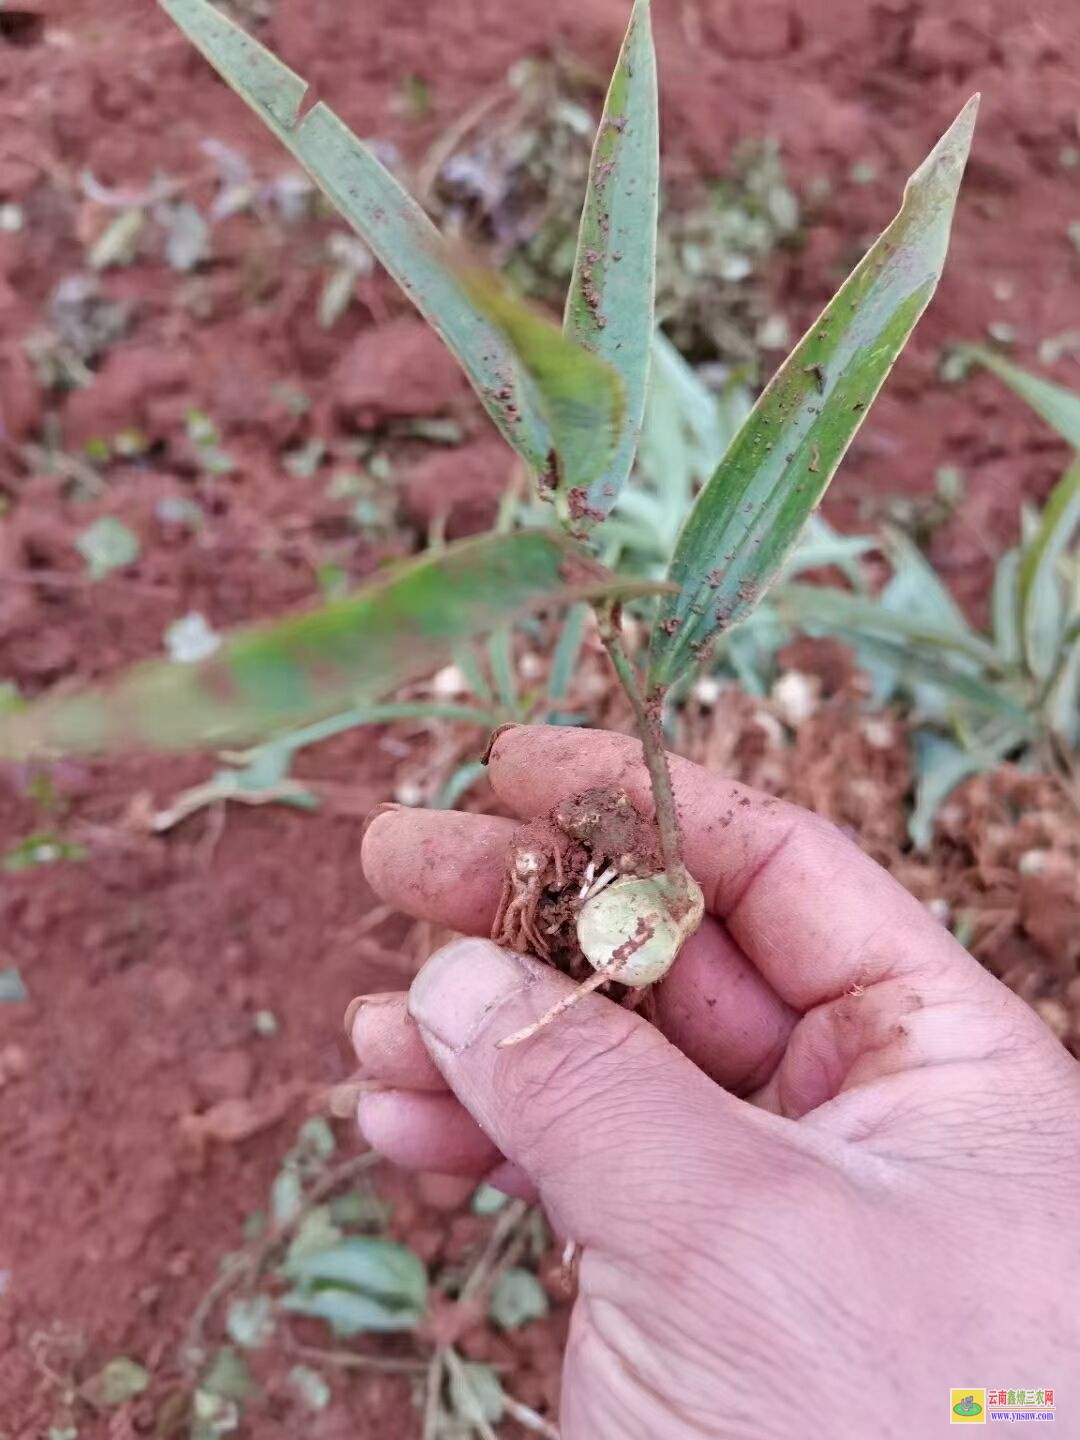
<box><xmin>649</xmin><ymin>96</ymin><xmax>979</xmax><ymax>688</ymax></box>
<box><xmin>160</xmin><ymin>0</ymin><xmax>554</xmax><ymax>473</ymax></box>
<box><xmin>0</xmin><ymin>531</ymin><xmax>671</xmax><ymax>759</ymax></box>
<box><xmin>563</xmin><ymin>0</ymin><xmax>658</xmax><ymax>525</ymax></box>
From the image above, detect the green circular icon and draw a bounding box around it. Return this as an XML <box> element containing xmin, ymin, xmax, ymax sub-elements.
<box><xmin>953</xmin><ymin>1400</ymin><xmax>983</xmax><ymax>1417</ymax></box>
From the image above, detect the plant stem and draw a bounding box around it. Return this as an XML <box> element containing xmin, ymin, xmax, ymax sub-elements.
<box><xmin>596</xmin><ymin>607</ymin><xmax>682</xmax><ymax>877</ymax></box>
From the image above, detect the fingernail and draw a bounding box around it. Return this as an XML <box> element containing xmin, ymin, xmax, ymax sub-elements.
<box><xmin>344</xmin><ymin>992</ymin><xmax>396</xmax><ymax>1044</ymax></box>
<box><xmin>481</xmin><ymin>722</ymin><xmax>518</xmax><ymax>766</ymax></box>
<box><xmin>343</xmin><ymin>994</ymin><xmax>368</xmax><ymax>1038</ymax></box>
<box><xmin>327</xmin><ymin>1077</ymin><xmax>389</xmax><ymax>1117</ymax></box>
<box><xmin>362</xmin><ymin>802</ymin><xmax>402</xmax><ymax>842</ymax></box>
<box><xmin>409</xmin><ymin>938</ymin><xmax>534</xmax><ymax>1052</ymax></box>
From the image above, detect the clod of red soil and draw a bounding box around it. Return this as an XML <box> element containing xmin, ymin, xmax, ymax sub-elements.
<box><xmin>192</xmin><ymin>1045</ymin><xmax>256</xmax><ymax>1106</ymax></box>
<box><xmin>0</xmin><ymin>344</ymin><xmax>42</xmax><ymax>444</ymax></box>
<box><xmin>1018</xmin><ymin>854</ymin><xmax>1080</xmax><ymax>968</ymax></box>
<box><xmin>60</xmin><ymin>343</ymin><xmax>191</xmax><ymax>450</ymax></box>
<box><xmin>403</xmin><ymin>436</ymin><xmax>513</xmax><ymax>539</ymax></box>
<box><xmin>329</xmin><ymin>316</ymin><xmax>467</xmax><ymax>427</ymax></box>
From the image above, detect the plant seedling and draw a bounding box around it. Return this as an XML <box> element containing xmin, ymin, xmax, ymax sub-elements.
<box><xmin>0</xmin><ymin>0</ymin><xmax>978</xmax><ymax>1040</ymax></box>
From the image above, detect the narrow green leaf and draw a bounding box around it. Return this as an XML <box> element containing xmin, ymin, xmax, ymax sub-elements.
<box><xmin>990</xmin><ymin>546</ymin><xmax>1022</xmax><ymax>666</ymax></box>
<box><xmin>547</xmin><ymin>603</ymin><xmax>590</xmax><ymax>702</ymax></box>
<box><xmin>1018</xmin><ymin>461</ymin><xmax>1080</xmax><ymax>680</ymax></box>
<box><xmin>881</xmin><ymin>527</ymin><xmax>980</xmax><ymax>642</ymax></box>
<box><xmin>488</xmin><ymin>627</ymin><xmax>519</xmax><ymax>713</ymax></box>
<box><xmin>964</xmin><ymin>347</ymin><xmax>1080</xmax><ymax>449</ymax></box>
<box><xmin>454</xmin><ymin>267</ymin><xmax>625</xmax><ymax>514</ymax></box>
<box><xmin>433</xmin><ymin>758</ymin><xmax>488</xmax><ymax>810</ymax></box>
<box><xmin>0</xmin><ymin>532</ymin><xmax>670</xmax><ymax>758</ymax></box>
<box><xmin>159</xmin><ymin>0</ymin><xmax>552</xmax><ymax>469</ymax></box>
<box><xmin>814</xmin><ymin>627</ymin><xmax>1031</xmax><ymax>726</ymax></box>
<box><xmin>908</xmin><ymin>733</ymin><xmax>983</xmax><ymax>851</ymax></box>
<box><xmin>648</xmin><ymin>97</ymin><xmax>979</xmax><ymax>688</ymax></box>
<box><xmin>774</xmin><ymin>584</ymin><xmax>999</xmax><ymax>666</ymax></box>
<box><xmin>1048</xmin><ymin>631</ymin><xmax>1080</xmax><ymax>748</ymax></box>
<box><xmin>563</xmin><ymin>0</ymin><xmax>658</xmax><ymax>523</ymax></box>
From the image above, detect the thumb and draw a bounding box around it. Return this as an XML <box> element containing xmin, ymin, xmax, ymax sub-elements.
<box><xmin>407</xmin><ymin>938</ymin><xmax>789</xmax><ymax>1247</ymax></box>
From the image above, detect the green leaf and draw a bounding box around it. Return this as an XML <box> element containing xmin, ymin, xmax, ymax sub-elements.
<box><xmin>648</xmin><ymin>97</ymin><xmax>979</xmax><ymax>689</ymax></box>
<box><xmin>283</xmin><ymin>1237</ymin><xmax>427</xmax><ymax>1333</ymax></box>
<box><xmin>0</xmin><ymin>966</ymin><xmax>28</xmax><ymax>1003</ymax></box>
<box><xmin>2</xmin><ymin>833</ymin><xmax>87</xmax><ymax>871</ymax></box>
<box><xmin>1048</xmin><ymin>629</ymin><xmax>1080</xmax><ymax>747</ymax></box>
<box><xmin>1018</xmin><ymin>461</ymin><xmax>1080</xmax><ymax>680</ymax></box>
<box><xmin>470</xmin><ymin>1183</ymin><xmax>510</xmax><ymax>1216</ymax></box>
<box><xmin>80</xmin><ymin>1356</ymin><xmax>151</xmax><ymax>1409</ymax></box>
<box><xmin>159</xmin><ymin>0</ymin><xmax>552</xmax><ymax>470</ymax></box>
<box><xmin>547</xmin><ymin>603</ymin><xmax>590</xmax><ymax>703</ymax></box>
<box><xmin>75</xmin><ymin>516</ymin><xmax>140</xmax><ymax>579</ymax></box>
<box><xmin>489</xmin><ymin>1267</ymin><xmax>549</xmax><ymax>1330</ymax></box>
<box><xmin>0</xmin><ymin>531</ymin><xmax>670</xmax><ymax>758</ymax></box>
<box><xmin>964</xmin><ymin>347</ymin><xmax>1080</xmax><ymax>449</ymax></box>
<box><xmin>909</xmin><ymin>733</ymin><xmax>983</xmax><ymax>850</ymax></box>
<box><xmin>454</xmin><ymin>267</ymin><xmax>625</xmax><ymax>513</ymax></box>
<box><xmin>562</xmin><ymin>0</ymin><xmax>658</xmax><ymax>523</ymax></box>
<box><xmin>990</xmin><ymin>546</ymin><xmax>1022</xmax><ymax>666</ymax></box>
<box><xmin>447</xmin><ymin>1354</ymin><xmax>506</xmax><ymax>1426</ymax></box>
<box><xmin>818</xmin><ymin>627</ymin><xmax>1031</xmax><ymax>726</ymax></box>
<box><xmin>282</xmin><ymin>1207</ymin><xmax>344</xmax><ymax>1271</ymax></box>
<box><xmin>281</xmin><ymin>1284</ymin><xmax>416</xmax><ymax>1337</ymax></box>
<box><xmin>271</xmin><ymin>1166</ymin><xmax>303</xmax><ymax>1226</ymax></box>
<box><xmin>880</xmin><ymin>527</ymin><xmax>980</xmax><ymax>642</ymax></box>
<box><xmin>774</xmin><ymin>584</ymin><xmax>998</xmax><ymax>666</ymax></box>
<box><xmin>200</xmin><ymin>1347</ymin><xmax>255</xmax><ymax>1402</ymax></box>
<box><xmin>488</xmin><ymin>627</ymin><xmax>518</xmax><ymax>713</ymax></box>
<box><xmin>225</xmin><ymin>1294</ymin><xmax>275</xmax><ymax>1350</ymax></box>
<box><xmin>909</xmin><ymin>728</ymin><xmax>1022</xmax><ymax>850</ymax></box>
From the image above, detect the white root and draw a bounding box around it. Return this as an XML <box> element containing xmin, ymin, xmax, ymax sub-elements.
<box><xmin>581</xmin><ymin>864</ymin><xmax>618</xmax><ymax>903</ymax></box>
<box><xmin>496</xmin><ymin>962</ymin><xmax>622</xmax><ymax>1048</ymax></box>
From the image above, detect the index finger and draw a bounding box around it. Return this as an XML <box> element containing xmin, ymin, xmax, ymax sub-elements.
<box><xmin>487</xmin><ymin>725</ymin><xmax>984</xmax><ymax>1011</ymax></box>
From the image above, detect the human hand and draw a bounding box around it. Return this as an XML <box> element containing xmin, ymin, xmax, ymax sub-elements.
<box><xmin>351</xmin><ymin>726</ymin><xmax>1080</xmax><ymax>1438</ymax></box>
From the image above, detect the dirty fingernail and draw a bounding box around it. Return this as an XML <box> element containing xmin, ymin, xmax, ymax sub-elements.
<box><xmin>362</xmin><ymin>802</ymin><xmax>402</xmax><ymax>842</ymax></box>
<box><xmin>328</xmin><ymin>1076</ymin><xmax>390</xmax><ymax>1117</ymax></box>
<box><xmin>409</xmin><ymin>938</ymin><xmax>532</xmax><ymax>1052</ymax></box>
<box><xmin>482</xmin><ymin>722</ymin><xmax>519</xmax><ymax>765</ymax></box>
